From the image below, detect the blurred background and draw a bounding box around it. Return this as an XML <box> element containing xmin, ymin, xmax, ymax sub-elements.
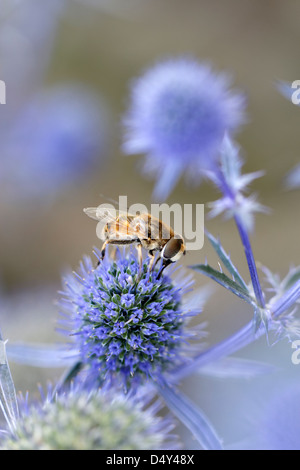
<box><xmin>0</xmin><ymin>0</ymin><xmax>300</xmax><ymax>449</ymax></box>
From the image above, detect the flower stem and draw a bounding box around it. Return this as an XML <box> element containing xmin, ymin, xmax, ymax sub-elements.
<box><xmin>216</xmin><ymin>168</ymin><xmax>265</xmax><ymax>308</ymax></box>
<box><xmin>271</xmin><ymin>279</ymin><xmax>300</xmax><ymax>317</ymax></box>
<box><xmin>234</xmin><ymin>213</ymin><xmax>265</xmax><ymax>308</ymax></box>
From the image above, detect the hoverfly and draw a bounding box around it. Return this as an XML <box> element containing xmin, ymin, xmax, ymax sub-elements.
<box><xmin>83</xmin><ymin>206</ymin><xmax>186</xmax><ymax>277</ymax></box>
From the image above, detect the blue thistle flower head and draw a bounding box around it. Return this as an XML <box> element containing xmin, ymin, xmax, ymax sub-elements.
<box><xmin>123</xmin><ymin>57</ymin><xmax>246</xmax><ymax>199</ymax></box>
<box><xmin>59</xmin><ymin>250</ymin><xmax>201</xmax><ymax>391</ymax></box>
<box><xmin>1</xmin><ymin>84</ymin><xmax>108</xmax><ymax>202</ymax></box>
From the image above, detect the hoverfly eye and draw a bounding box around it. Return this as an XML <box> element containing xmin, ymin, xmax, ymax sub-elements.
<box><xmin>162</xmin><ymin>237</ymin><xmax>184</xmax><ymax>262</ymax></box>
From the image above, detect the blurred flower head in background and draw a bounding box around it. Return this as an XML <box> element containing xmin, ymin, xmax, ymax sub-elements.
<box><xmin>1</xmin><ymin>386</ymin><xmax>179</xmax><ymax>450</ymax></box>
<box><xmin>0</xmin><ymin>84</ymin><xmax>109</xmax><ymax>203</ymax></box>
<box><xmin>58</xmin><ymin>249</ymin><xmax>204</xmax><ymax>391</ymax></box>
<box><xmin>122</xmin><ymin>57</ymin><xmax>246</xmax><ymax>200</ymax></box>
<box><xmin>0</xmin><ymin>0</ymin><xmax>66</xmax><ymax>118</ymax></box>
<box><xmin>0</xmin><ymin>1</ymin><xmax>111</xmax><ymax>206</ymax></box>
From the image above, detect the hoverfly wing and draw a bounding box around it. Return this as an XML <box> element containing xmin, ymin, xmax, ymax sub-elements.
<box><xmin>83</xmin><ymin>207</ymin><xmax>102</xmax><ymax>221</ymax></box>
<box><xmin>84</xmin><ymin>206</ymin><xmax>140</xmax><ymax>241</ymax></box>
<box><xmin>83</xmin><ymin>206</ymin><xmax>118</xmax><ymax>223</ymax></box>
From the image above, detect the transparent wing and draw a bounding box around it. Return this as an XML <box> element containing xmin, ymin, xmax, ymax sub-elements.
<box><xmin>83</xmin><ymin>206</ymin><xmax>121</xmax><ymax>223</ymax></box>
<box><xmin>83</xmin><ymin>206</ymin><xmax>141</xmax><ymax>239</ymax></box>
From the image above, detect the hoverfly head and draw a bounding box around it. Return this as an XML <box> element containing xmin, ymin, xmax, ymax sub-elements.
<box><xmin>161</xmin><ymin>236</ymin><xmax>186</xmax><ymax>265</ymax></box>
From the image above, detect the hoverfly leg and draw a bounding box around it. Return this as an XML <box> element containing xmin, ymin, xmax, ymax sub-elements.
<box><xmin>157</xmin><ymin>259</ymin><xmax>172</xmax><ymax>280</ymax></box>
<box><xmin>136</xmin><ymin>244</ymin><xmax>143</xmax><ymax>278</ymax></box>
<box><xmin>148</xmin><ymin>250</ymin><xmax>156</xmax><ymax>272</ymax></box>
<box><xmin>94</xmin><ymin>240</ymin><xmax>109</xmax><ymax>269</ymax></box>
<box><xmin>149</xmin><ymin>251</ymin><xmax>160</xmax><ymax>272</ymax></box>
<box><xmin>101</xmin><ymin>240</ymin><xmax>109</xmax><ymax>260</ymax></box>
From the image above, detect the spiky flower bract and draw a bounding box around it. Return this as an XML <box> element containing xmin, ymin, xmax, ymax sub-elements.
<box><xmin>261</xmin><ymin>266</ymin><xmax>300</xmax><ymax>342</ymax></box>
<box><xmin>207</xmin><ymin>135</ymin><xmax>267</xmax><ymax>233</ymax></box>
<box><xmin>59</xmin><ymin>250</ymin><xmax>201</xmax><ymax>391</ymax></box>
<box><xmin>1</xmin><ymin>388</ymin><xmax>178</xmax><ymax>450</ymax></box>
<box><xmin>122</xmin><ymin>57</ymin><xmax>246</xmax><ymax>199</ymax></box>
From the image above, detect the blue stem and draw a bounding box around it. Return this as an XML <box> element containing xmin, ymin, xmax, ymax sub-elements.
<box><xmin>216</xmin><ymin>169</ymin><xmax>265</xmax><ymax>308</ymax></box>
<box><xmin>234</xmin><ymin>214</ymin><xmax>265</xmax><ymax>308</ymax></box>
<box><xmin>271</xmin><ymin>279</ymin><xmax>300</xmax><ymax>317</ymax></box>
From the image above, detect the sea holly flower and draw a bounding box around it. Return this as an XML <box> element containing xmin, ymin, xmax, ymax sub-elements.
<box><xmin>0</xmin><ymin>387</ymin><xmax>179</xmax><ymax>450</ymax></box>
<box><xmin>0</xmin><ymin>0</ymin><xmax>65</xmax><ymax>117</ymax></box>
<box><xmin>1</xmin><ymin>84</ymin><xmax>108</xmax><ymax>202</ymax></box>
<box><xmin>1</xmin><ymin>252</ymin><xmax>283</xmax><ymax>450</ymax></box>
<box><xmin>122</xmin><ymin>57</ymin><xmax>246</xmax><ymax>199</ymax></box>
<box><xmin>120</xmin><ymin>293</ymin><xmax>135</xmax><ymax>308</ymax></box>
<box><xmin>58</xmin><ymin>250</ymin><xmax>203</xmax><ymax>391</ymax></box>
